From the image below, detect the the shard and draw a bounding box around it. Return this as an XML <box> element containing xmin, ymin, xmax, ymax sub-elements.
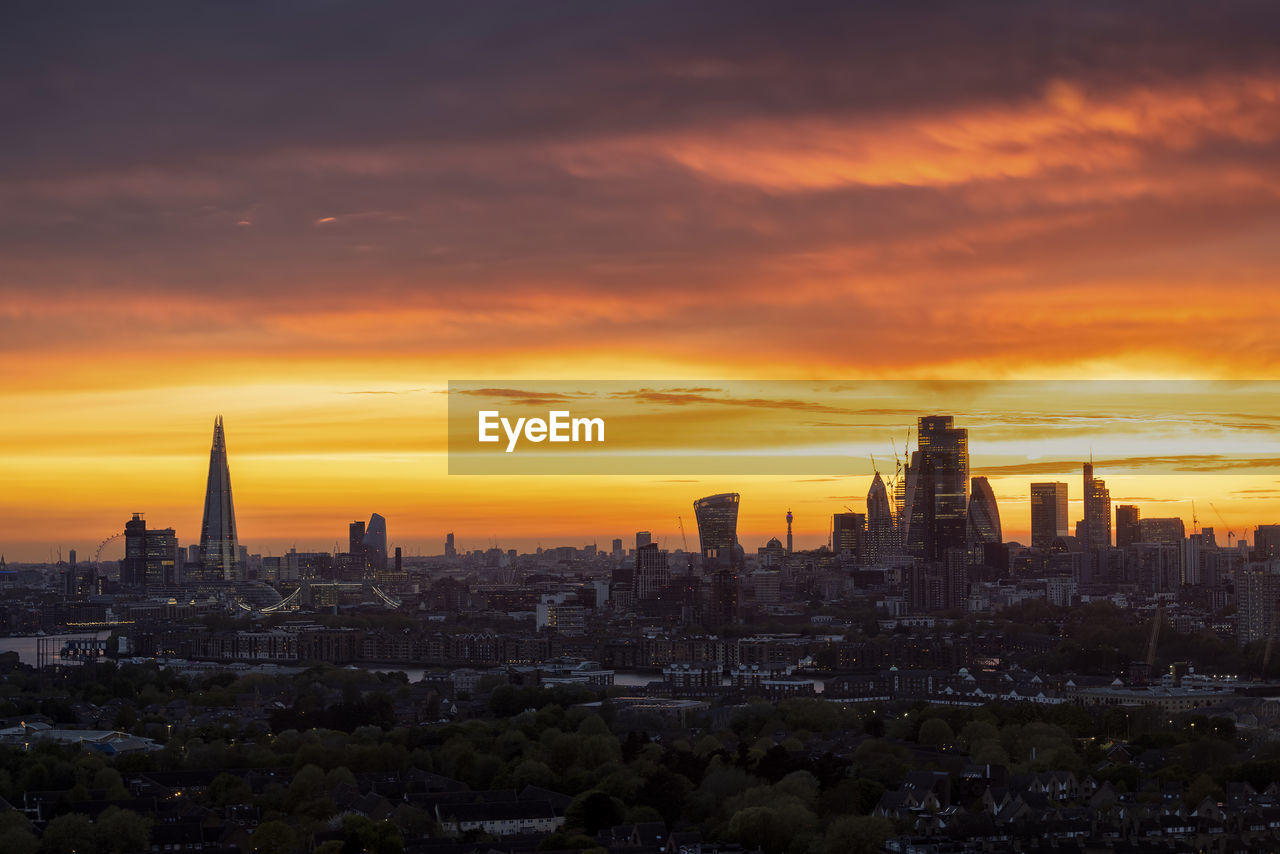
<box><xmin>199</xmin><ymin>416</ymin><xmax>240</xmax><ymax>580</ymax></box>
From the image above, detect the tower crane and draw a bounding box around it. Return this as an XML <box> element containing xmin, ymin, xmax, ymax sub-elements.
<box><xmin>1209</xmin><ymin>503</ymin><xmax>1235</xmax><ymax>546</ymax></box>
<box><xmin>677</xmin><ymin>516</ymin><xmax>689</xmax><ymax>551</ymax></box>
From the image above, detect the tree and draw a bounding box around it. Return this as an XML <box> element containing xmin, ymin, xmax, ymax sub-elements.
<box><xmin>0</xmin><ymin>811</ymin><xmax>39</xmax><ymax>854</ymax></box>
<box><xmin>39</xmin><ymin>814</ymin><xmax>94</xmax><ymax>854</ymax></box>
<box><xmin>724</xmin><ymin>803</ymin><xmax>818</xmax><ymax>854</ymax></box>
<box><xmin>821</xmin><ymin>815</ymin><xmax>893</xmax><ymax>854</ymax></box>
<box><xmin>95</xmin><ymin>807</ymin><xmax>151</xmax><ymax>854</ymax></box>
<box><xmin>251</xmin><ymin>820</ymin><xmax>299</xmax><ymax>854</ymax></box>
<box><xmin>566</xmin><ymin>790</ymin><xmax>626</xmax><ymax>835</ymax></box>
<box><xmin>340</xmin><ymin>815</ymin><xmax>403</xmax><ymax>854</ymax></box>
<box><xmin>208</xmin><ymin>772</ymin><xmax>252</xmax><ymax>807</ymax></box>
<box><xmin>285</xmin><ymin>764</ymin><xmax>333</xmax><ymax>820</ymax></box>
<box><xmin>112</xmin><ymin>706</ymin><xmax>137</xmax><ymax>732</ymax></box>
<box><xmin>917</xmin><ymin>718</ymin><xmax>954</xmax><ymax>749</ymax></box>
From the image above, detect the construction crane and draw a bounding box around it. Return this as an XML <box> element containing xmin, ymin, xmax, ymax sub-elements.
<box><xmin>1209</xmin><ymin>503</ymin><xmax>1235</xmax><ymax>546</ymax></box>
<box><xmin>677</xmin><ymin>516</ymin><xmax>689</xmax><ymax>551</ymax></box>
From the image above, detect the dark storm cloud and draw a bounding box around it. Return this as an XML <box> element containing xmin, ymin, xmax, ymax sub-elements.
<box><xmin>4</xmin><ymin>2</ymin><xmax>1280</xmax><ymax>377</ymax></box>
<box><xmin>4</xmin><ymin>2</ymin><xmax>1280</xmax><ymax>178</ymax></box>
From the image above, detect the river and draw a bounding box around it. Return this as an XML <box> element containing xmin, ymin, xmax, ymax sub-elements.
<box><xmin>0</xmin><ymin>631</ymin><xmax>115</xmax><ymax>666</ymax></box>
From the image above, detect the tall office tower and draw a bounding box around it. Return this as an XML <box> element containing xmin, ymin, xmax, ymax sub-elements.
<box><xmin>695</xmin><ymin>493</ymin><xmax>741</xmax><ymax>631</ymax></box>
<box><xmin>1116</xmin><ymin>505</ymin><xmax>1141</xmax><ymax>548</ymax></box>
<box><xmin>122</xmin><ymin>513</ymin><xmax>147</xmax><ymax>586</ymax></box>
<box><xmin>893</xmin><ymin>478</ymin><xmax>907</xmax><ymax>543</ymax></box>
<box><xmin>1257</xmin><ymin>526</ymin><xmax>1280</xmax><ymax>560</ymax></box>
<box><xmin>1140</xmin><ymin>517</ymin><xmax>1186</xmax><ymax>544</ymax></box>
<box><xmin>966</xmin><ymin>476</ymin><xmax>1002</xmax><ymax>564</ymax></box>
<box><xmin>348</xmin><ymin>521</ymin><xmax>365</xmax><ymax>556</ymax></box>
<box><xmin>611</xmin><ymin>538</ymin><xmax>624</xmax><ymax>560</ymax></box>
<box><xmin>1030</xmin><ymin>483</ymin><xmax>1069</xmax><ymax>549</ymax></box>
<box><xmin>363</xmin><ymin>513</ymin><xmax>388</xmax><ymax>572</ymax></box>
<box><xmin>709</xmin><ymin>568</ymin><xmax>739</xmax><ymax>632</ymax></box>
<box><xmin>694</xmin><ymin>493</ymin><xmax>740</xmax><ymax>569</ymax></box>
<box><xmin>445</xmin><ymin>532</ymin><xmax>456</xmax><ymax>558</ymax></box>
<box><xmin>636</xmin><ymin>531</ymin><xmax>652</xmax><ymax>549</ymax></box>
<box><xmin>1182</xmin><ymin>535</ymin><xmax>1204</xmax><ymax>586</ymax></box>
<box><xmin>786</xmin><ymin>510</ymin><xmax>793</xmax><ymax>554</ymax></box>
<box><xmin>905</xmin><ymin>416</ymin><xmax>969</xmax><ymax>561</ymax></box>
<box><xmin>832</xmin><ymin>512</ymin><xmax>865</xmax><ymax>559</ymax></box>
<box><xmin>634</xmin><ymin>542</ymin><xmax>671</xmax><ymax>601</ymax></box>
<box><xmin>123</xmin><ymin>513</ymin><xmax>179</xmax><ymax>587</ymax></box>
<box><xmin>198</xmin><ymin>416</ymin><xmax>240</xmax><ymax>581</ymax></box>
<box><xmin>944</xmin><ymin>547</ymin><xmax>969</xmax><ymax>610</ymax></box>
<box><xmin>1237</xmin><ymin>565</ymin><xmax>1280</xmax><ymax>645</ymax></box>
<box><xmin>394</xmin><ymin>546</ymin><xmax>402</xmax><ymax>573</ymax></box>
<box><xmin>69</xmin><ymin>549</ymin><xmax>76</xmax><ymax>567</ymax></box>
<box><xmin>865</xmin><ymin>471</ymin><xmax>897</xmax><ymax>565</ymax></box>
<box><xmin>1081</xmin><ymin>462</ymin><xmax>1112</xmax><ymax>550</ymax></box>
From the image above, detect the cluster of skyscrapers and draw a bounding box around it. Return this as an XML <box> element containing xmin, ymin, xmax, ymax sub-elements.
<box><xmin>113</xmin><ymin>418</ymin><xmax>398</xmax><ymax>591</ymax></box>
<box><xmin>88</xmin><ymin>412</ymin><xmax>1280</xmax><ymax>641</ymax></box>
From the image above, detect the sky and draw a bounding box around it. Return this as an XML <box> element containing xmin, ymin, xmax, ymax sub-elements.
<box><xmin>2</xmin><ymin>2</ymin><xmax>1280</xmax><ymax>560</ymax></box>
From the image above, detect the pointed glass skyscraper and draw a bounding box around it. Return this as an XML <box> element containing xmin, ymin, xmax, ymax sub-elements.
<box><xmin>865</xmin><ymin>471</ymin><xmax>898</xmax><ymax>565</ymax></box>
<box><xmin>199</xmin><ymin>416</ymin><xmax>240</xmax><ymax>581</ymax></box>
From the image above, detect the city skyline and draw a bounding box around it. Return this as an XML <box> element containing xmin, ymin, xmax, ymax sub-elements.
<box><xmin>4</xmin><ymin>5</ymin><xmax>1280</xmax><ymax>559</ymax></box>
<box><xmin>3</xmin><ymin>411</ymin><xmax>1276</xmax><ymax>565</ymax></box>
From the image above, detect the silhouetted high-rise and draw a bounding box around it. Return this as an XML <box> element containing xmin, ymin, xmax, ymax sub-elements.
<box><xmin>904</xmin><ymin>416</ymin><xmax>969</xmax><ymax>561</ymax></box>
<box><xmin>694</xmin><ymin>492</ymin><xmax>741</xmax><ymax>631</ymax></box>
<box><xmin>634</xmin><ymin>542</ymin><xmax>670</xmax><ymax>601</ymax></box>
<box><xmin>1116</xmin><ymin>505</ymin><xmax>1141</xmax><ymax>548</ymax></box>
<box><xmin>123</xmin><ymin>512</ymin><xmax>179</xmax><ymax>587</ymax></box>
<box><xmin>1030</xmin><ymin>483</ymin><xmax>1069</xmax><ymax>549</ymax></box>
<box><xmin>198</xmin><ymin>416</ymin><xmax>240</xmax><ymax>581</ymax></box>
<box><xmin>833</xmin><ymin>512</ymin><xmax>865</xmax><ymax>560</ymax></box>
<box><xmin>363</xmin><ymin>513</ymin><xmax>388</xmax><ymax>572</ymax></box>
<box><xmin>865</xmin><ymin>471</ymin><xmax>898</xmax><ymax>565</ymax></box>
<box><xmin>694</xmin><ymin>493</ymin><xmax>740</xmax><ymax>569</ymax></box>
<box><xmin>967</xmin><ymin>476</ymin><xmax>1001</xmax><ymax>548</ymax></box>
<box><xmin>1081</xmin><ymin>462</ymin><xmax>1112</xmax><ymax>550</ymax></box>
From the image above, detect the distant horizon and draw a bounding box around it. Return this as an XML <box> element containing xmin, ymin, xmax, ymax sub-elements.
<box><xmin>4</xmin><ymin>5</ymin><xmax>1280</xmax><ymax>561</ymax></box>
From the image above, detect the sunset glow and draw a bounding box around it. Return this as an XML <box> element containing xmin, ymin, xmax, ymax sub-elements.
<box><xmin>3</xmin><ymin>4</ymin><xmax>1280</xmax><ymax>560</ymax></box>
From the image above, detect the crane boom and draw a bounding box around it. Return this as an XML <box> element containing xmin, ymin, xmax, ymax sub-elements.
<box><xmin>1209</xmin><ymin>503</ymin><xmax>1235</xmax><ymax>544</ymax></box>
